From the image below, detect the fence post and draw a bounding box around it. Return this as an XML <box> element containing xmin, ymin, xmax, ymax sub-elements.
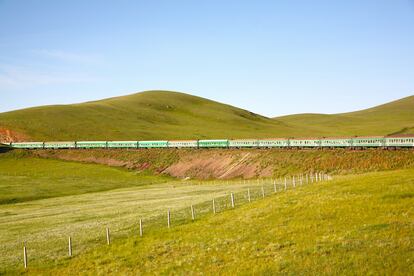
<box><xmin>261</xmin><ymin>186</ymin><xmax>265</xmax><ymax>198</ymax></box>
<box><xmin>293</xmin><ymin>176</ymin><xmax>296</xmax><ymax>188</ymax></box>
<box><xmin>231</xmin><ymin>193</ymin><xmax>235</xmax><ymax>208</ymax></box>
<box><xmin>106</xmin><ymin>227</ymin><xmax>110</xmax><ymax>245</ymax></box>
<box><xmin>139</xmin><ymin>219</ymin><xmax>143</xmax><ymax>237</ymax></box>
<box><xmin>213</xmin><ymin>198</ymin><xmax>216</xmax><ymax>214</ymax></box>
<box><xmin>23</xmin><ymin>243</ymin><xmax>27</xmax><ymax>269</ymax></box>
<box><xmin>167</xmin><ymin>209</ymin><xmax>171</xmax><ymax>228</ymax></box>
<box><xmin>306</xmin><ymin>174</ymin><xmax>309</xmax><ymax>184</ymax></box>
<box><xmin>247</xmin><ymin>188</ymin><xmax>251</xmax><ymax>202</ymax></box>
<box><xmin>315</xmin><ymin>172</ymin><xmax>318</xmax><ymax>182</ymax></box>
<box><xmin>191</xmin><ymin>205</ymin><xmax>195</xmax><ymax>221</ymax></box>
<box><xmin>284</xmin><ymin>177</ymin><xmax>287</xmax><ymax>190</ymax></box>
<box><xmin>273</xmin><ymin>180</ymin><xmax>277</xmax><ymax>193</ymax></box>
<box><xmin>68</xmin><ymin>236</ymin><xmax>72</xmax><ymax>257</ymax></box>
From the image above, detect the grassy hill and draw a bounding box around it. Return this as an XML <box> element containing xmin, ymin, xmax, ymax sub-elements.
<box><xmin>19</xmin><ymin>168</ymin><xmax>414</xmax><ymax>275</ymax></box>
<box><xmin>0</xmin><ymin>91</ymin><xmax>299</xmax><ymax>141</ymax></box>
<box><xmin>0</xmin><ymin>90</ymin><xmax>413</xmax><ymax>141</ymax></box>
<box><xmin>276</xmin><ymin>95</ymin><xmax>414</xmax><ymax>136</ymax></box>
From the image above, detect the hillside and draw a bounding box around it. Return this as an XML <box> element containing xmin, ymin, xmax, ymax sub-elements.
<box><xmin>20</xmin><ymin>169</ymin><xmax>414</xmax><ymax>274</ymax></box>
<box><xmin>0</xmin><ymin>91</ymin><xmax>413</xmax><ymax>141</ymax></box>
<box><xmin>0</xmin><ymin>91</ymin><xmax>297</xmax><ymax>141</ymax></box>
<box><xmin>276</xmin><ymin>95</ymin><xmax>414</xmax><ymax>136</ymax></box>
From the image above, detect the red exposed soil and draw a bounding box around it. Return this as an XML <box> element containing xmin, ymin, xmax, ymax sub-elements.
<box><xmin>0</xmin><ymin>127</ymin><xmax>28</xmax><ymax>143</ymax></box>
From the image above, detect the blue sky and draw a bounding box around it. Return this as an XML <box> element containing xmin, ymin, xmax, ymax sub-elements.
<box><xmin>0</xmin><ymin>0</ymin><xmax>413</xmax><ymax>117</ymax></box>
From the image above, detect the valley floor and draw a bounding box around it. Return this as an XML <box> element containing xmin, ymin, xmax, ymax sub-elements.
<box><xmin>4</xmin><ymin>168</ymin><xmax>414</xmax><ymax>275</ymax></box>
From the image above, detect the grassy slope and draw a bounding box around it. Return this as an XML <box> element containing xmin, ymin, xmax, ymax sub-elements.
<box><xmin>31</xmin><ymin>148</ymin><xmax>414</xmax><ymax>179</ymax></box>
<box><xmin>24</xmin><ymin>169</ymin><xmax>414</xmax><ymax>275</ymax></box>
<box><xmin>0</xmin><ymin>150</ymin><xmax>170</xmax><ymax>204</ymax></box>
<box><xmin>0</xmin><ymin>91</ymin><xmax>413</xmax><ymax>141</ymax></box>
<box><xmin>0</xmin><ymin>91</ymin><xmax>297</xmax><ymax>141</ymax></box>
<box><xmin>276</xmin><ymin>95</ymin><xmax>414</xmax><ymax>136</ymax></box>
<box><xmin>0</xmin><ymin>153</ymin><xmax>258</xmax><ymax>273</ymax></box>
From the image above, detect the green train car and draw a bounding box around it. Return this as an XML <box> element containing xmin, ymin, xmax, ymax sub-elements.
<box><xmin>351</xmin><ymin>137</ymin><xmax>384</xmax><ymax>148</ymax></box>
<box><xmin>290</xmin><ymin>138</ymin><xmax>321</xmax><ymax>148</ymax></box>
<box><xmin>138</xmin><ymin>141</ymin><xmax>168</xmax><ymax>148</ymax></box>
<box><xmin>229</xmin><ymin>139</ymin><xmax>258</xmax><ymax>148</ymax></box>
<box><xmin>198</xmin><ymin>140</ymin><xmax>229</xmax><ymax>148</ymax></box>
<box><xmin>44</xmin><ymin>142</ymin><xmax>76</xmax><ymax>149</ymax></box>
<box><xmin>10</xmin><ymin>142</ymin><xmax>44</xmax><ymax>149</ymax></box>
<box><xmin>258</xmin><ymin>139</ymin><xmax>289</xmax><ymax>148</ymax></box>
<box><xmin>321</xmin><ymin>138</ymin><xmax>353</xmax><ymax>148</ymax></box>
<box><xmin>385</xmin><ymin>137</ymin><xmax>414</xmax><ymax>147</ymax></box>
<box><xmin>76</xmin><ymin>141</ymin><xmax>108</xmax><ymax>149</ymax></box>
<box><xmin>107</xmin><ymin>141</ymin><xmax>138</xmax><ymax>148</ymax></box>
<box><xmin>168</xmin><ymin>140</ymin><xmax>198</xmax><ymax>148</ymax></box>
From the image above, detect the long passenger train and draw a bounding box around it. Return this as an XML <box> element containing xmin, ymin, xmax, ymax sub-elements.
<box><xmin>4</xmin><ymin>136</ymin><xmax>414</xmax><ymax>149</ymax></box>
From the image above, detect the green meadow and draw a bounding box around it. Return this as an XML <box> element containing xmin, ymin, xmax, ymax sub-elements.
<box><xmin>0</xmin><ymin>152</ymin><xmax>264</xmax><ymax>273</ymax></box>
<box><xmin>21</xmin><ymin>168</ymin><xmax>414</xmax><ymax>275</ymax></box>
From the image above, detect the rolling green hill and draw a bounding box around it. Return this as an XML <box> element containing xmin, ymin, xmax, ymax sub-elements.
<box><xmin>276</xmin><ymin>95</ymin><xmax>414</xmax><ymax>136</ymax></box>
<box><xmin>0</xmin><ymin>90</ymin><xmax>413</xmax><ymax>141</ymax></box>
<box><xmin>0</xmin><ymin>91</ymin><xmax>299</xmax><ymax>141</ymax></box>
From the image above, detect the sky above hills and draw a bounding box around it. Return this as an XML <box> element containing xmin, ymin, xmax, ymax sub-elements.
<box><xmin>0</xmin><ymin>0</ymin><xmax>413</xmax><ymax>117</ymax></box>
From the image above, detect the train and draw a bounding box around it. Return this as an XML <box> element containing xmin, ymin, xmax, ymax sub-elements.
<box><xmin>3</xmin><ymin>135</ymin><xmax>414</xmax><ymax>149</ymax></box>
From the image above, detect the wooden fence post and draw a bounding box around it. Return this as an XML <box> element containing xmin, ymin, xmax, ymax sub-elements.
<box><xmin>261</xmin><ymin>186</ymin><xmax>265</xmax><ymax>198</ymax></box>
<box><xmin>68</xmin><ymin>236</ymin><xmax>72</xmax><ymax>257</ymax></box>
<box><xmin>273</xmin><ymin>180</ymin><xmax>277</xmax><ymax>193</ymax></box>
<box><xmin>213</xmin><ymin>198</ymin><xmax>216</xmax><ymax>214</ymax></box>
<box><xmin>167</xmin><ymin>209</ymin><xmax>171</xmax><ymax>228</ymax></box>
<box><xmin>284</xmin><ymin>177</ymin><xmax>287</xmax><ymax>190</ymax></box>
<box><xmin>191</xmin><ymin>205</ymin><xmax>195</xmax><ymax>221</ymax></box>
<box><xmin>23</xmin><ymin>243</ymin><xmax>27</xmax><ymax>269</ymax></box>
<box><xmin>293</xmin><ymin>176</ymin><xmax>296</xmax><ymax>188</ymax></box>
<box><xmin>139</xmin><ymin>219</ymin><xmax>143</xmax><ymax>237</ymax></box>
<box><xmin>247</xmin><ymin>188</ymin><xmax>251</xmax><ymax>202</ymax></box>
<box><xmin>231</xmin><ymin>193</ymin><xmax>235</xmax><ymax>208</ymax></box>
<box><xmin>106</xmin><ymin>227</ymin><xmax>110</xmax><ymax>245</ymax></box>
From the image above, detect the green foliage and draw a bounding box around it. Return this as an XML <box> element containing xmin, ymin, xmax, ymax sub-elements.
<box><xmin>19</xmin><ymin>169</ymin><xmax>414</xmax><ymax>275</ymax></box>
<box><xmin>1</xmin><ymin>91</ymin><xmax>413</xmax><ymax>141</ymax></box>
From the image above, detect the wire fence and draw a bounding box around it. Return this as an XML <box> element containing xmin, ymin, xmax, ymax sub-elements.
<box><xmin>2</xmin><ymin>172</ymin><xmax>332</xmax><ymax>271</ymax></box>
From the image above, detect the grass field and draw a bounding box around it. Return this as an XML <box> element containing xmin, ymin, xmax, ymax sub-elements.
<box><xmin>0</xmin><ymin>90</ymin><xmax>413</xmax><ymax>141</ymax></box>
<box><xmin>0</xmin><ymin>150</ymin><xmax>170</xmax><ymax>204</ymax></box>
<box><xmin>18</xmin><ymin>168</ymin><xmax>414</xmax><ymax>275</ymax></box>
<box><xmin>0</xmin><ymin>152</ymin><xmax>271</xmax><ymax>273</ymax></box>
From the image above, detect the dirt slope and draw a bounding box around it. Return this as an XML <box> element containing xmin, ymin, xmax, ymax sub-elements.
<box><xmin>30</xmin><ymin>148</ymin><xmax>414</xmax><ymax>179</ymax></box>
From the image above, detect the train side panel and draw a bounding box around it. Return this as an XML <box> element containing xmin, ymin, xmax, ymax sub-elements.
<box><xmin>320</xmin><ymin>138</ymin><xmax>353</xmax><ymax>147</ymax></box>
<box><xmin>289</xmin><ymin>139</ymin><xmax>321</xmax><ymax>148</ymax></box>
<box><xmin>44</xmin><ymin>141</ymin><xmax>76</xmax><ymax>149</ymax></box>
<box><xmin>352</xmin><ymin>137</ymin><xmax>384</xmax><ymax>147</ymax></box>
<box><xmin>76</xmin><ymin>141</ymin><xmax>108</xmax><ymax>149</ymax></box>
<box><xmin>384</xmin><ymin>137</ymin><xmax>414</xmax><ymax>147</ymax></box>
<box><xmin>229</xmin><ymin>139</ymin><xmax>258</xmax><ymax>148</ymax></box>
<box><xmin>168</xmin><ymin>140</ymin><xmax>198</xmax><ymax>148</ymax></box>
<box><xmin>138</xmin><ymin>141</ymin><xmax>169</xmax><ymax>148</ymax></box>
<box><xmin>198</xmin><ymin>139</ymin><xmax>229</xmax><ymax>148</ymax></box>
<box><xmin>107</xmin><ymin>141</ymin><xmax>138</xmax><ymax>148</ymax></box>
<box><xmin>258</xmin><ymin>139</ymin><xmax>289</xmax><ymax>148</ymax></box>
<box><xmin>11</xmin><ymin>142</ymin><xmax>44</xmax><ymax>149</ymax></box>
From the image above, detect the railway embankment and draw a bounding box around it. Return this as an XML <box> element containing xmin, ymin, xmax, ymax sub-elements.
<box><xmin>27</xmin><ymin>148</ymin><xmax>414</xmax><ymax>180</ymax></box>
